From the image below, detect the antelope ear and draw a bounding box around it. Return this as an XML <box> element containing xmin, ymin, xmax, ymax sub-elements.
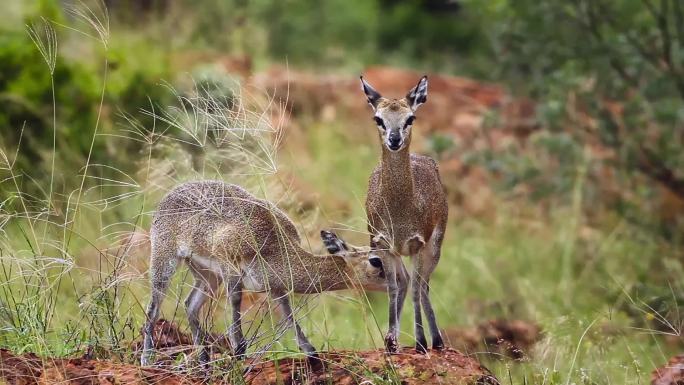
<box><xmin>406</xmin><ymin>75</ymin><xmax>428</xmax><ymax>111</ymax></box>
<box><xmin>320</xmin><ymin>230</ymin><xmax>349</xmax><ymax>254</ymax></box>
<box><xmin>360</xmin><ymin>76</ymin><xmax>382</xmax><ymax>110</ymax></box>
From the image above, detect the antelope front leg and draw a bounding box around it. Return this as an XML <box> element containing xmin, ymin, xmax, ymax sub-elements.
<box><xmin>383</xmin><ymin>255</ymin><xmax>405</xmax><ymax>353</ymax></box>
<box><xmin>141</xmin><ymin>251</ymin><xmax>178</xmax><ymax>366</ymax></box>
<box><xmin>274</xmin><ymin>293</ymin><xmax>317</xmax><ymax>357</ymax></box>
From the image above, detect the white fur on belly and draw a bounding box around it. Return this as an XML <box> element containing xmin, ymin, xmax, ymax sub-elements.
<box><xmin>240</xmin><ymin>262</ymin><xmax>266</xmax><ymax>292</ymax></box>
<box><xmin>181</xmin><ymin>249</ymin><xmax>266</xmax><ymax>292</ymax></box>
<box><xmin>189</xmin><ymin>253</ymin><xmax>227</xmax><ymax>275</ymax></box>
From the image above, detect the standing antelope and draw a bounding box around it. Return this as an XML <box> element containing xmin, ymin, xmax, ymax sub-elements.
<box><xmin>360</xmin><ymin>75</ymin><xmax>448</xmax><ymax>353</ymax></box>
<box><xmin>140</xmin><ymin>180</ymin><xmax>386</xmax><ymax>367</ymax></box>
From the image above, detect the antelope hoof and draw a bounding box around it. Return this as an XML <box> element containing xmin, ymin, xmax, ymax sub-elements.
<box><xmin>432</xmin><ymin>336</ymin><xmax>445</xmax><ymax>351</ymax></box>
<box><xmin>198</xmin><ymin>349</ymin><xmax>211</xmax><ymax>367</ymax></box>
<box><xmin>140</xmin><ymin>354</ymin><xmax>152</xmax><ymax>367</ymax></box>
<box><xmin>384</xmin><ymin>333</ymin><xmax>400</xmax><ymax>354</ymax></box>
<box><xmin>306</xmin><ymin>353</ymin><xmax>325</xmax><ymax>372</ymax></box>
<box><xmin>416</xmin><ymin>337</ymin><xmax>428</xmax><ymax>354</ymax></box>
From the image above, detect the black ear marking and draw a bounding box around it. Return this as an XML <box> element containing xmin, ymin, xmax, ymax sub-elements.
<box><xmin>360</xmin><ymin>76</ymin><xmax>382</xmax><ymax>110</ymax></box>
<box><xmin>320</xmin><ymin>230</ymin><xmax>348</xmax><ymax>254</ymax></box>
<box><xmin>406</xmin><ymin>75</ymin><xmax>428</xmax><ymax>111</ymax></box>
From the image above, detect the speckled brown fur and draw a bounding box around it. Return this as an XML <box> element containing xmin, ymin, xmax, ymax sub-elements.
<box><xmin>361</xmin><ymin>75</ymin><xmax>448</xmax><ymax>354</ymax></box>
<box><xmin>141</xmin><ymin>180</ymin><xmax>385</xmax><ymax>367</ymax></box>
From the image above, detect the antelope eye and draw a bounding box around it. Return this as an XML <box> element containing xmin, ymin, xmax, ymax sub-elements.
<box><xmin>404</xmin><ymin>116</ymin><xmax>416</xmax><ymax>128</ymax></box>
<box><xmin>373</xmin><ymin>116</ymin><xmax>386</xmax><ymax>129</ymax></box>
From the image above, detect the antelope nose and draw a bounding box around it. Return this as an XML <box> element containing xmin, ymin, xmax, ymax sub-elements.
<box><xmin>388</xmin><ymin>134</ymin><xmax>401</xmax><ymax>150</ymax></box>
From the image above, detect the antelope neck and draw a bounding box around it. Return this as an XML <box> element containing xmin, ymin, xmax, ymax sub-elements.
<box><xmin>380</xmin><ymin>146</ymin><xmax>414</xmax><ymax>201</ymax></box>
<box><xmin>295</xmin><ymin>247</ymin><xmax>354</xmax><ymax>292</ymax></box>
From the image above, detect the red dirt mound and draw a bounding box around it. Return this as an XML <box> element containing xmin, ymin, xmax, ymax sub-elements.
<box><xmin>246</xmin><ymin>348</ymin><xmax>500</xmax><ymax>385</ymax></box>
<box><xmin>1</xmin><ymin>320</ymin><xmax>499</xmax><ymax>384</ymax></box>
<box><xmin>652</xmin><ymin>354</ymin><xmax>684</xmax><ymax>385</ymax></box>
<box><xmin>0</xmin><ymin>349</ymin><xmax>42</xmax><ymax>385</ymax></box>
<box><xmin>0</xmin><ymin>348</ymin><xmax>499</xmax><ymax>385</ymax></box>
<box><xmin>0</xmin><ymin>348</ymin><xmax>197</xmax><ymax>385</ymax></box>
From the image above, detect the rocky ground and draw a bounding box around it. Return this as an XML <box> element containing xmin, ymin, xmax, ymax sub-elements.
<box><xmin>0</xmin><ymin>348</ymin><xmax>499</xmax><ymax>385</ymax></box>
<box><xmin>0</xmin><ymin>320</ymin><xmax>500</xmax><ymax>385</ymax></box>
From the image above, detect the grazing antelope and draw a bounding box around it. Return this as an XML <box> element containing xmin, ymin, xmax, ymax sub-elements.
<box><xmin>140</xmin><ymin>180</ymin><xmax>386</xmax><ymax>367</ymax></box>
<box><xmin>360</xmin><ymin>75</ymin><xmax>448</xmax><ymax>354</ymax></box>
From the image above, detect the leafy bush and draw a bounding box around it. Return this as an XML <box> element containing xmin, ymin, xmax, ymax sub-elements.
<box><xmin>460</xmin><ymin>0</ymin><xmax>684</xmax><ymax>236</ymax></box>
<box><xmin>0</xmin><ymin>29</ymin><xmax>99</xmax><ymax>178</ymax></box>
<box><xmin>0</xmin><ymin>5</ymin><xmax>175</xmax><ymax>202</ymax></box>
<box><xmin>494</xmin><ymin>0</ymin><xmax>684</xmax><ymax>192</ymax></box>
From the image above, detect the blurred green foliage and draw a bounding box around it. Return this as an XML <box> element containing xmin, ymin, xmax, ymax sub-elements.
<box><xmin>0</xmin><ymin>6</ymin><xmax>174</xmax><ymax>201</ymax></box>
<box><xmin>0</xmin><ymin>29</ymin><xmax>98</xmax><ymax>173</ymax></box>
<box><xmin>482</xmin><ymin>0</ymin><xmax>684</xmax><ymax>236</ymax></box>
<box><xmin>2</xmin><ymin>0</ymin><xmax>683</xmax><ymax>230</ymax></box>
<box><xmin>138</xmin><ymin>0</ymin><xmax>494</xmax><ymax>72</ymax></box>
<box><xmin>425</xmin><ymin>133</ymin><xmax>455</xmax><ymax>160</ymax></box>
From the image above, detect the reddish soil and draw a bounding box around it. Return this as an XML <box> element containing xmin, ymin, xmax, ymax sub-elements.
<box><xmin>0</xmin><ymin>348</ymin><xmax>498</xmax><ymax>385</ymax></box>
<box><xmin>652</xmin><ymin>354</ymin><xmax>684</xmax><ymax>385</ymax></box>
<box><xmin>0</xmin><ymin>319</ymin><xmax>499</xmax><ymax>385</ymax></box>
<box><xmin>246</xmin><ymin>348</ymin><xmax>500</xmax><ymax>385</ymax></box>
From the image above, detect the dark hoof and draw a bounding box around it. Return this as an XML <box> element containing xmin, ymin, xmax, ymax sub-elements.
<box><xmin>432</xmin><ymin>335</ymin><xmax>445</xmax><ymax>350</ymax></box>
<box><xmin>384</xmin><ymin>333</ymin><xmax>400</xmax><ymax>354</ymax></box>
<box><xmin>198</xmin><ymin>349</ymin><xmax>211</xmax><ymax>369</ymax></box>
<box><xmin>307</xmin><ymin>353</ymin><xmax>325</xmax><ymax>372</ymax></box>
<box><xmin>415</xmin><ymin>339</ymin><xmax>428</xmax><ymax>354</ymax></box>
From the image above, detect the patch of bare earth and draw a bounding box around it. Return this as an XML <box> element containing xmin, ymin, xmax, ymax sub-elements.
<box><xmin>0</xmin><ymin>348</ymin><xmax>498</xmax><ymax>385</ymax></box>
<box><xmin>652</xmin><ymin>354</ymin><xmax>684</xmax><ymax>385</ymax></box>
<box><xmin>246</xmin><ymin>348</ymin><xmax>499</xmax><ymax>385</ymax></box>
<box><xmin>0</xmin><ymin>320</ymin><xmax>499</xmax><ymax>384</ymax></box>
